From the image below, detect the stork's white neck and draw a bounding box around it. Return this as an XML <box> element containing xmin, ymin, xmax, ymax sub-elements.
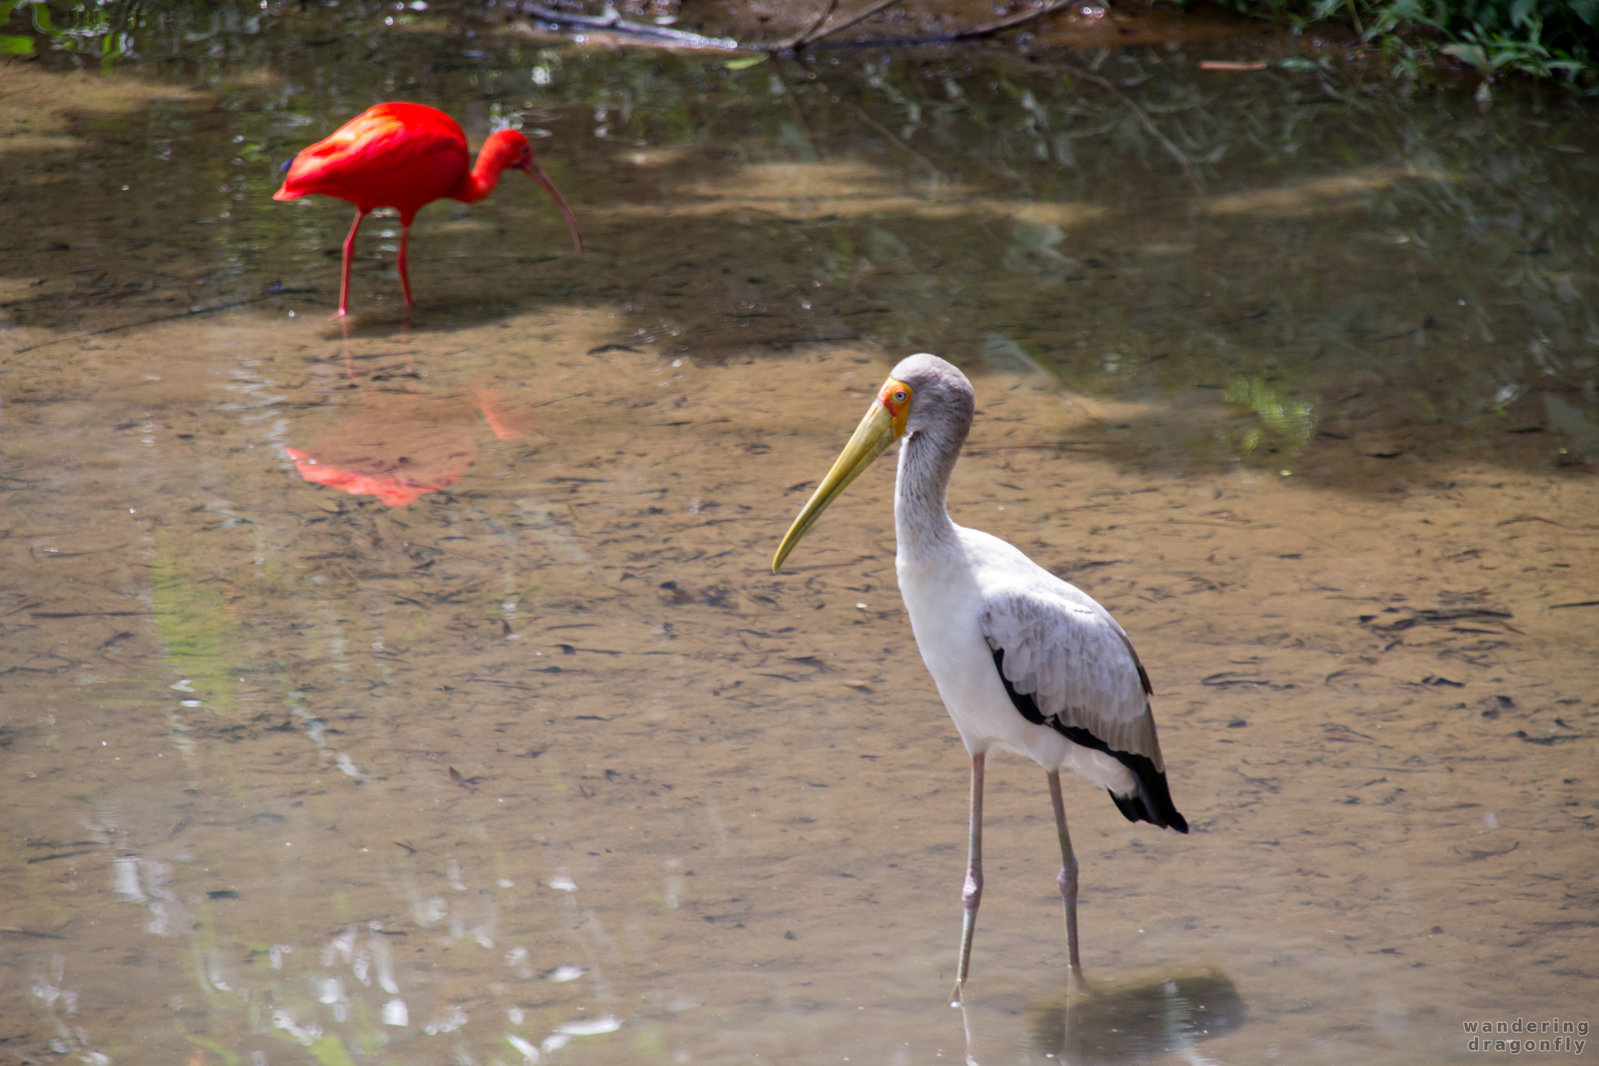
<box><xmin>894</xmin><ymin>425</ymin><xmax>961</xmax><ymax>564</ymax></box>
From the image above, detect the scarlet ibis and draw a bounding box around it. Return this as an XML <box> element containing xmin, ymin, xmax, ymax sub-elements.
<box><xmin>274</xmin><ymin>102</ymin><xmax>583</xmax><ymax>316</ymax></box>
<box><xmin>772</xmin><ymin>353</ymin><xmax>1188</xmax><ymax>1003</ymax></box>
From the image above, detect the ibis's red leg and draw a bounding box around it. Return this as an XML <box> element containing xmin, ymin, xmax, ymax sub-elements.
<box><xmin>396</xmin><ymin>220</ymin><xmax>416</xmax><ymax>309</ymax></box>
<box><xmin>337</xmin><ymin>208</ymin><xmax>369</xmax><ymax>318</ymax></box>
<box><xmin>951</xmin><ymin>750</ymin><xmax>986</xmax><ymax>1005</ymax></box>
<box><xmin>1047</xmin><ymin>769</ymin><xmax>1083</xmax><ymax>976</ymax></box>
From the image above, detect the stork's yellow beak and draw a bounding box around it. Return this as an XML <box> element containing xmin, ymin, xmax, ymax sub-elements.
<box><xmin>772</xmin><ymin>378</ymin><xmax>912</xmax><ymax>572</ymax></box>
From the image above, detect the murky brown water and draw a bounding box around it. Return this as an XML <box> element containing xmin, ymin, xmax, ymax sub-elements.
<box><xmin>3</xmin><ymin>7</ymin><xmax>1597</xmax><ymax>1065</ymax></box>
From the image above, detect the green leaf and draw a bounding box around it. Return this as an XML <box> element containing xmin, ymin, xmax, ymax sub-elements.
<box><xmin>724</xmin><ymin>54</ymin><xmax>767</xmax><ymax>71</ymax></box>
<box><xmin>309</xmin><ymin>1035</ymin><xmax>357</xmax><ymax>1066</ymax></box>
<box><xmin>1442</xmin><ymin>41</ymin><xmax>1489</xmax><ymax>69</ymax></box>
<box><xmin>0</xmin><ymin>33</ymin><xmax>32</xmax><ymax>54</ymax></box>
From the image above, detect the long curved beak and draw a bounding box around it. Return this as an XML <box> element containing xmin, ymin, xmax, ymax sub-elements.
<box><xmin>772</xmin><ymin>398</ymin><xmax>898</xmax><ymax>573</ymax></box>
<box><xmin>521</xmin><ymin>157</ymin><xmax>584</xmax><ymax>254</ymax></box>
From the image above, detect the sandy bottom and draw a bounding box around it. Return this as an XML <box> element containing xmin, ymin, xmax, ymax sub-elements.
<box><xmin>3</xmin><ymin>303</ymin><xmax>1594</xmax><ymax>1065</ymax></box>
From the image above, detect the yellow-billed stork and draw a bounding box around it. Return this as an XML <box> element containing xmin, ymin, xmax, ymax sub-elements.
<box><xmin>772</xmin><ymin>353</ymin><xmax>1188</xmax><ymax>1004</ymax></box>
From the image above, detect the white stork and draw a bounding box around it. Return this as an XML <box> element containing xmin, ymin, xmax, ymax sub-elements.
<box><xmin>772</xmin><ymin>353</ymin><xmax>1187</xmax><ymax>1003</ymax></box>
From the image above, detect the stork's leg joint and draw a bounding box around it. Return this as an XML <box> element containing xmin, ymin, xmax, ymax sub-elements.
<box><xmin>1056</xmin><ymin>852</ymin><xmax>1078</xmax><ymax>899</ymax></box>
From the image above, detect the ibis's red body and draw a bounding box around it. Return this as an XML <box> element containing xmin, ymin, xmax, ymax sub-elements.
<box><xmin>274</xmin><ymin>102</ymin><xmax>582</xmax><ymax>316</ymax></box>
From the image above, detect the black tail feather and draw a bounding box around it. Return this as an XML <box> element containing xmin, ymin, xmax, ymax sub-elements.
<box><xmin>1106</xmin><ymin>757</ymin><xmax>1189</xmax><ymax>833</ymax></box>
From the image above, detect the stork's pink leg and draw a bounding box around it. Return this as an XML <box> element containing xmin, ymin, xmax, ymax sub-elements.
<box><xmin>1048</xmin><ymin>769</ymin><xmax>1083</xmax><ymax>976</ymax></box>
<box><xmin>951</xmin><ymin>750</ymin><xmax>986</xmax><ymax>1005</ymax></box>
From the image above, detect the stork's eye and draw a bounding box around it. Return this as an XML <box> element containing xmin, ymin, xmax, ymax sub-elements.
<box><xmin>892</xmin><ymin>389</ymin><xmax>908</xmax><ymax>403</ymax></box>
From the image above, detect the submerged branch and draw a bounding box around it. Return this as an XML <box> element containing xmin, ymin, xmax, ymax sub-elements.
<box><xmin>775</xmin><ymin>0</ymin><xmax>841</xmax><ymax>52</ymax></box>
<box><xmin>1060</xmin><ymin>60</ymin><xmax>1206</xmax><ymax>195</ymax></box>
<box><xmin>783</xmin><ymin>0</ymin><xmax>907</xmax><ymax>51</ymax></box>
<box><xmin>948</xmin><ymin>0</ymin><xmax>1077</xmax><ymax>42</ymax></box>
<box><xmin>776</xmin><ymin>0</ymin><xmax>1074</xmax><ymax>51</ymax></box>
<box><xmin>511</xmin><ymin>0</ymin><xmax>1103</xmax><ymax>58</ymax></box>
<box><xmin>515</xmin><ymin>3</ymin><xmax>740</xmax><ymax>50</ymax></box>
<box><xmin>504</xmin><ymin>2</ymin><xmax>1204</xmax><ymax>193</ymax></box>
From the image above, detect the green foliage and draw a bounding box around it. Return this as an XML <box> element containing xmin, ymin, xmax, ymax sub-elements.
<box><xmin>0</xmin><ymin>0</ymin><xmax>32</xmax><ymax>52</ymax></box>
<box><xmin>5</xmin><ymin>0</ymin><xmax>131</xmax><ymax>65</ymax></box>
<box><xmin>1211</xmin><ymin>0</ymin><xmax>1598</xmax><ymax>87</ymax></box>
<box><xmin>307</xmin><ymin>1035</ymin><xmax>358</xmax><ymax>1066</ymax></box>
<box><xmin>0</xmin><ymin>0</ymin><xmax>264</xmax><ymax>68</ymax></box>
<box><xmin>1428</xmin><ymin>0</ymin><xmax>1597</xmax><ymax>83</ymax></box>
<box><xmin>1222</xmin><ymin>378</ymin><xmax>1316</xmax><ymax>464</ymax></box>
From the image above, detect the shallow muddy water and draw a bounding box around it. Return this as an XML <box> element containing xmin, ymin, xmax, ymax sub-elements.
<box><xmin>2</xmin><ymin>6</ymin><xmax>1597</xmax><ymax>1065</ymax></box>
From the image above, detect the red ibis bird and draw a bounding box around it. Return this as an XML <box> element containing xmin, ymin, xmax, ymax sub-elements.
<box><xmin>772</xmin><ymin>353</ymin><xmax>1187</xmax><ymax>1003</ymax></box>
<box><xmin>273</xmin><ymin>102</ymin><xmax>583</xmax><ymax>316</ymax></box>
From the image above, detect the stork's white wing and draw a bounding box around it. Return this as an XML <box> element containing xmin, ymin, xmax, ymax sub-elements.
<box><xmin>978</xmin><ymin>579</ymin><xmax>1161</xmax><ymax>767</ymax></box>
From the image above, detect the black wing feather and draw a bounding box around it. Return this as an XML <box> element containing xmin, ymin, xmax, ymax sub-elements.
<box><xmin>993</xmin><ymin>648</ymin><xmax>1188</xmax><ymax>833</ymax></box>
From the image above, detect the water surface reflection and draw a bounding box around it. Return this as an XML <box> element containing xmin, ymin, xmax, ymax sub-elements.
<box><xmin>1027</xmin><ymin>964</ymin><xmax>1246</xmax><ymax>1064</ymax></box>
<box><xmin>1</xmin><ymin>9</ymin><xmax>1596</xmax><ymax>1066</ymax></box>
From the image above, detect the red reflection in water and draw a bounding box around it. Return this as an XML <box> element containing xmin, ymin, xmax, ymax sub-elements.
<box><xmin>288</xmin><ymin>385</ymin><xmax>539</xmax><ymax>507</ymax></box>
